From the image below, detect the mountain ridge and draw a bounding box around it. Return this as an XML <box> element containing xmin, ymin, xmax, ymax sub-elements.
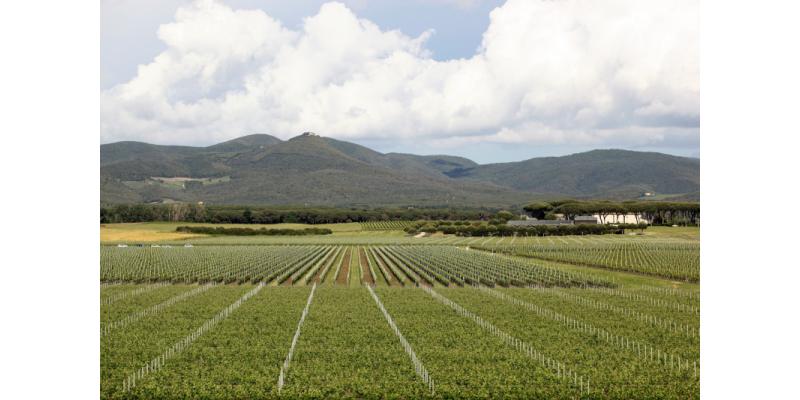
<box><xmin>100</xmin><ymin>133</ymin><xmax>700</xmax><ymax>206</ymax></box>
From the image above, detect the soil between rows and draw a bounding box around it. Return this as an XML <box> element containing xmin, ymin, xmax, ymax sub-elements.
<box><xmin>336</xmin><ymin>248</ymin><xmax>351</xmax><ymax>285</ymax></box>
<box><xmin>359</xmin><ymin>247</ymin><xmax>375</xmax><ymax>286</ymax></box>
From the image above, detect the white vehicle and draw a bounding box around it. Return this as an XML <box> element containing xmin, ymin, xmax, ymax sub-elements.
<box><xmin>184</xmin><ymin>243</ymin><xmax>194</xmax><ymax>248</ymax></box>
<box><xmin>116</xmin><ymin>244</ymin><xmax>128</xmax><ymax>248</ymax></box>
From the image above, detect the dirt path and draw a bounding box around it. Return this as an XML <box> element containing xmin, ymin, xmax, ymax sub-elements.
<box><xmin>312</xmin><ymin>247</ymin><xmax>338</xmax><ymax>284</ymax></box>
<box><xmin>359</xmin><ymin>247</ymin><xmax>375</xmax><ymax>286</ymax></box>
<box><xmin>335</xmin><ymin>248</ymin><xmax>351</xmax><ymax>285</ymax></box>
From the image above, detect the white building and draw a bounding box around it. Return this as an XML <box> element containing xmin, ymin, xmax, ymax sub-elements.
<box><xmin>591</xmin><ymin>213</ymin><xmax>649</xmax><ymax>224</ymax></box>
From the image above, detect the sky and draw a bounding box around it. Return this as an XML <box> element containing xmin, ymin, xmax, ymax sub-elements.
<box><xmin>101</xmin><ymin>0</ymin><xmax>699</xmax><ymax>164</ymax></box>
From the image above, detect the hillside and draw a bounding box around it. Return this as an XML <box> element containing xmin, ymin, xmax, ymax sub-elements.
<box><xmin>205</xmin><ymin>133</ymin><xmax>283</xmax><ymax>152</ymax></box>
<box><xmin>100</xmin><ymin>133</ymin><xmax>700</xmax><ymax>205</ymax></box>
<box><xmin>446</xmin><ymin>150</ymin><xmax>700</xmax><ymax>200</ymax></box>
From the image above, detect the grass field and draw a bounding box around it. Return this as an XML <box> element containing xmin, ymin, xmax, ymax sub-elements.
<box><xmin>100</xmin><ymin>226</ymin><xmax>700</xmax><ymax>399</ymax></box>
<box><xmin>100</xmin><ymin>222</ymin><xmax>364</xmax><ymax>242</ymax></box>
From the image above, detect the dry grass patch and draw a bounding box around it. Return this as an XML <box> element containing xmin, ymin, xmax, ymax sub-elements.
<box><xmin>100</xmin><ymin>224</ymin><xmax>205</xmax><ymax>243</ymax></box>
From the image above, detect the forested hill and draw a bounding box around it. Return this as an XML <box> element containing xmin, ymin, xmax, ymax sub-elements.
<box><xmin>446</xmin><ymin>149</ymin><xmax>700</xmax><ymax>200</ymax></box>
<box><xmin>101</xmin><ymin>133</ymin><xmax>699</xmax><ymax>206</ymax></box>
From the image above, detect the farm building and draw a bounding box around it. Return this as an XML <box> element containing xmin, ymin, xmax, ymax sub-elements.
<box><xmin>573</xmin><ymin>215</ymin><xmax>598</xmax><ymax>224</ymax></box>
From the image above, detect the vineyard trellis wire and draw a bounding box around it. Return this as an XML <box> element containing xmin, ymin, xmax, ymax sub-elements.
<box><xmin>101</xmin><ymin>245</ymin><xmax>617</xmax><ymax>288</ymax></box>
<box><xmin>121</xmin><ymin>283</ymin><xmax>265</xmax><ymax>393</ymax></box>
<box><xmin>360</xmin><ymin>221</ymin><xmax>416</xmax><ymax>231</ymax></box>
<box><xmin>367</xmin><ymin>285</ymin><xmax>435</xmax><ymax>394</ymax></box>
<box><xmin>102</xmin><ymin>283</ymin><xmax>217</xmax><ymax>336</ymax></box>
<box><xmin>473</xmin><ymin>239</ymin><xmax>699</xmax><ymax>281</ymax></box>
<box><xmin>476</xmin><ymin>286</ymin><xmax>699</xmax><ymax>379</ymax></box>
<box><xmin>533</xmin><ymin>287</ymin><xmax>699</xmax><ymax>339</ymax></box>
<box><xmin>278</xmin><ymin>283</ymin><xmax>318</xmax><ymax>392</ymax></box>
<box><xmin>101</xmin><ymin>282</ymin><xmax>170</xmax><ymax>305</ymax></box>
<box><xmin>422</xmin><ymin>286</ymin><xmax>592</xmax><ymax>396</ymax></box>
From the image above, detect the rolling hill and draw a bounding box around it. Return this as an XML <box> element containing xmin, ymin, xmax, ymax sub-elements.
<box><xmin>446</xmin><ymin>149</ymin><xmax>700</xmax><ymax>200</ymax></box>
<box><xmin>100</xmin><ymin>133</ymin><xmax>700</xmax><ymax>206</ymax></box>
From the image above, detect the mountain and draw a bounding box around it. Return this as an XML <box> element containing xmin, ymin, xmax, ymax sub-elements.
<box><xmin>445</xmin><ymin>149</ymin><xmax>700</xmax><ymax>200</ymax></box>
<box><xmin>205</xmin><ymin>134</ymin><xmax>282</xmax><ymax>153</ymax></box>
<box><xmin>100</xmin><ymin>134</ymin><xmax>283</xmax><ymax>181</ymax></box>
<box><xmin>100</xmin><ymin>133</ymin><xmax>700</xmax><ymax>206</ymax></box>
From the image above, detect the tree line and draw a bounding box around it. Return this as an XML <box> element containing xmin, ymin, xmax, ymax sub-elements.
<box><xmin>523</xmin><ymin>200</ymin><xmax>699</xmax><ymax>225</ymax></box>
<box><xmin>100</xmin><ymin>203</ymin><xmax>496</xmax><ymax>224</ymax></box>
<box><xmin>100</xmin><ymin>199</ymin><xmax>699</xmax><ymax>226</ymax></box>
<box><xmin>175</xmin><ymin>226</ymin><xmax>332</xmax><ymax>236</ymax></box>
<box><xmin>404</xmin><ymin>220</ymin><xmax>648</xmax><ymax>237</ymax></box>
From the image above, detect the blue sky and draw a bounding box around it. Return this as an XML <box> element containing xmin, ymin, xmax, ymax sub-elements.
<box><xmin>101</xmin><ymin>0</ymin><xmax>699</xmax><ymax>163</ymax></box>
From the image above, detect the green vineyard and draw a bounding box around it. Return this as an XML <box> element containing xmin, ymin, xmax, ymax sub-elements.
<box><xmin>359</xmin><ymin>221</ymin><xmax>417</xmax><ymax>231</ymax></box>
<box><xmin>101</xmin><ymin>245</ymin><xmax>612</xmax><ymax>288</ymax></box>
<box><xmin>101</xmin><ymin>284</ymin><xmax>699</xmax><ymax>399</ymax></box>
<box><xmin>100</xmin><ymin>232</ymin><xmax>700</xmax><ymax>399</ymax></box>
<box><xmin>474</xmin><ymin>240</ymin><xmax>700</xmax><ymax>282</ymax></box>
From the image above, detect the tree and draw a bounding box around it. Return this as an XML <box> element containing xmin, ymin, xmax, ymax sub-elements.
<box><xmin>555</xmin><ymin>202</ymin><xmax>589</xmax><ymax>221</ymax></box>
<box><xmin>547</xmin><ymin>199</ymin><xmax>576</xmax><ymax>208</ymax></box>
<box><xmin>495</xmin><ymin>210</ymin><xmax>515</xmax><ymax>221</ymax></box>
<box><xmin>598</xmin><ymin>201</ymin><xmax>625</xmax><ymax>224</ymax></box>
<box><xmin>522</xmin><ymin>202</ymin><xmax>554</xmax><ymax>219</ymax></box>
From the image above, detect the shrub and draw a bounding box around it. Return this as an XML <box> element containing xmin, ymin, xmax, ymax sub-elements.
<box><xmin>175</xmin><ymin>226</ymin><xmax>332</xmax><ymax>236</ymax></box>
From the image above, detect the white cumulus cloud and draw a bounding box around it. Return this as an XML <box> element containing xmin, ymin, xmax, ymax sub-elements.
<box><xmin>101</xmin><ymin>0</ymin><xmax>699</xmax><ymax>150</ymax></box>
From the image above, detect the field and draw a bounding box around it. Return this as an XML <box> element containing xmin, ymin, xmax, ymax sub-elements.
<box><xmin>474</xmin><ymin>239</ymin><xmax>700</xmax><ymax>281</ymax></box>
<box><xmin>360</xmin><ymin>220</ymin><xmax>417</xmax><ymax>231</ymax></box>
<box><xmin>100</xmin><ymin>222</ymin><xmax>363</xmax><ymax>242</ymax></box>
<box><xmin>100</xmin><ymin>225</ymin><xmax>699</xmax><ymax>399</ymax></box>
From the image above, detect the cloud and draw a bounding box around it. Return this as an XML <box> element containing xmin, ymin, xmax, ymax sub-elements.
<box><xmin>421</xmin><ymin>0</ymin><xmax>484</xmax><ymax>9</ymax></box>
<box><xmin>101</xmin><ymin>0</ymin><xmax>699</xmax><ymax>150</ymax></box>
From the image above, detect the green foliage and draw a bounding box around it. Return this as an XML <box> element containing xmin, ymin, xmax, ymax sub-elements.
<box><xmin>476</xmin><ymin>240</ymin><xmax>700</xmax><ymax>282</ymax></box>
<box><xmin>100</xmin><ymin>285</ymin><xmax>252</xmax><ymax>399</ymax></box>
<box><xmin>405</xmin><ymin>220</ymin><xmax>648</xmax><ymax>237</ymax></box>
<box><xmin>278</xmin><ymin>288</ymin><xmax>430</xmax><ymax>398</ymax></box>
<box><xmin>101</xmin><ymin>204</ymin><xmax>496</xmax><ymax>224</ymax></box>
<box><xmin>174</xmin><ymin>226</ymin><xmax>332</xmax><ymax>236</ymax></box>
<box><xmin>127</xmin><ymin>287</ymin><xmax>309</xmax><ymax>399</ymax></box>
<box><xmin>376</xmin><ymin>288</ymin><xmax>580</xmax><ymax>398</ymax></box>
<box><xmin>495</xmin><ymin>210</ymin><xmax>515</xmax><ymax>221</ymax></box>
<box><xmin>101</xmin><ymin>282</ymin><xmax>699</xmax><ymax>399</ymax></box>
<box><xmin>360</xmin><ymin>221</ymin><xmax>417</xmax><ymax>231</ymax></box>
<box><xmin>100</xmin><ymin>229</ymin><xmax>700</xmax><ymax>400</ymax></box>
<box><xmin>550</xmin><ymin>200</ymin><xmax>700</xmax><ymax>225</ymax></box>
<box><xmin>442</xmin><ymin>287</ymin><xmax>699</xmax><ymax>399</ymax></box>
<box><xmin>101</xmin><ymin>245</ymin><xmax>611</xmax><ymax>288</ymax></box>
<box><xmin>101</xmin><ymin>245</ymin><xmax>335</xmax><ymax>284</ymax></box>
<box><xmin>522</xmin><ymin>202</ymin><xmax>554</xmax><ymax>219</ymax></box>
<box><xmin>385</xmin><ymin>245</ymin><xmax>611</xmax><ymax>288</ymax></box>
